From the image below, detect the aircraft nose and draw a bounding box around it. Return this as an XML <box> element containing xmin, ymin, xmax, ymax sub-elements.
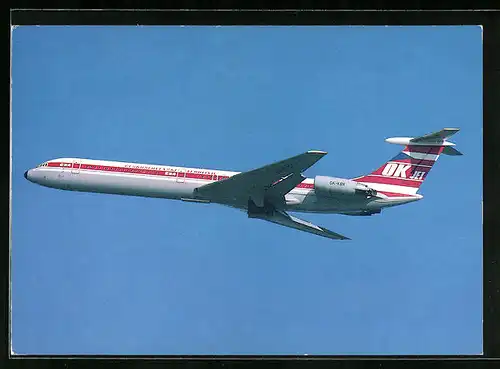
<box><xmin>24</xmin><ymin>170</ymin><xmax>30</xmax><ymax>181</ymax></box>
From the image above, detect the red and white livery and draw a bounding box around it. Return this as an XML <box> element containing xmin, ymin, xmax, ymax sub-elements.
<box><xmin>25</xmin><ymin>128</ymin><xmax>462</xmax><ymax>240</ymax></box>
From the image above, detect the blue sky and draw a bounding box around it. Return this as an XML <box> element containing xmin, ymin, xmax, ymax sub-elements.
<box><xmin>11</xmin><ymin>26</ymin><xmax>482</xmax><ymax>355</ymax></box>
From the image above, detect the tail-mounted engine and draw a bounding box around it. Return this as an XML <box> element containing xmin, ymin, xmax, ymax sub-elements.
<box><xmin>314</xmin><ymin>176</ymin><xmax>377</xmax><ymax>198</ymax></box>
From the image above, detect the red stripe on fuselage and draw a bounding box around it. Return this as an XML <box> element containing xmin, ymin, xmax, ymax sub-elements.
<box><xmin>44</xmin><ymin>161</ymin><xmax>314</xmax><ymax>190</ymax></box>
<box><xmin>48</xmin><ymin>162</ymin><xmax>69</xmax><ymax>167</ymax></box>
<box><xmin>296</xmin><ymin>183</ymin><xmax>314</xmax><ymax>189</ymax></box>
<box><xmin>42</xmin><ymin>161</ymin><xmax>422</xmax><ymax>196</ymax></box>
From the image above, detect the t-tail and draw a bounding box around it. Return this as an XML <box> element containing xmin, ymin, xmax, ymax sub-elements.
<box><xmin>352</xmin><ymin>128</ymin><xmax>462</xmax><ymax>198</ymax></box>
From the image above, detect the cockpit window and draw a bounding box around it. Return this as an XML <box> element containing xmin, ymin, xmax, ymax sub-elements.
<box><xmin>37</xmin><ymin>162</ymin><xmax>48</xmax><ymax>168</ymax></box>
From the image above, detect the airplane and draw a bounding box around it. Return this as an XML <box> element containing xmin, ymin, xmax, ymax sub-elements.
<box><xmin>24</xmin><ymin>128</ymin><xmax>462</xmax><ymax>240</ymax></box>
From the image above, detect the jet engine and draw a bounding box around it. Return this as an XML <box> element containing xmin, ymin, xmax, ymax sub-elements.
<box><xmin>314</xmin><ymin>176</ymin><xmax>377</xmax><ymax>198</ymax></box>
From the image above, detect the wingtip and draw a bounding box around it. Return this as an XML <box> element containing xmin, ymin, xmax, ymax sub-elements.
<box><xmin>307</xmin><ymin>150</ymin><xmax>328</xmax><ymax>155</ymax></box>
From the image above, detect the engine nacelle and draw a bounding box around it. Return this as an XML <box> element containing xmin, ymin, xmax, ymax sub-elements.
<box><xmin>314</xmin><ymin>176</ymin><xmax>377</xmax><ymax>198</ymax></box>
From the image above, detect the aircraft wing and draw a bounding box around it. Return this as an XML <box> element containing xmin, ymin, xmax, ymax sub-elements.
<box><xmin>254</xmin><ymin>209</ymin><xmax>350</xmax><ymax>240</ymax></box>
<box><xmin>410</xmin><ymin>128</ymin><xmax>460</xmax><ymax>143</ymax></box>
<box><xmin>195</xmin><ymin>150</ymin><xmax>327</xmax><ymax>204</ymax></box>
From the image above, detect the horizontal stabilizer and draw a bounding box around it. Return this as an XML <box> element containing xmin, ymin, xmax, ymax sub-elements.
<box><xmin>251</xmin><ymin>209</ymin><xmax>350</xmax><ymax>240</ymax></box>
<box><xmin>442</xmin><ymin>146</ymin><xmax>463</xmax><ymax>156</ymax></box>
<box><xmin>410</xmin><ymin>128</ymin><xmax>460</xmax><ymax>143</ymax></box>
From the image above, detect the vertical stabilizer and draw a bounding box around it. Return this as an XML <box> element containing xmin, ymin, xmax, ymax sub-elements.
<box><xmin>352</xmin><ymin>128</ymin><xmax>461</xmax><ymax>197</ymax></box>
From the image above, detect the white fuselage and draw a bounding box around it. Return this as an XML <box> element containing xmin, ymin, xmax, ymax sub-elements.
<box><xmin>25</xmin><ymin>158</ymin><xmax>421</xmax><ymax>215</ymax></box>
